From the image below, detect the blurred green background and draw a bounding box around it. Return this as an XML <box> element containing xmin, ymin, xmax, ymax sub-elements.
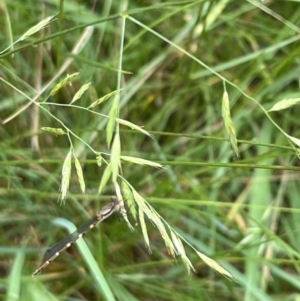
<box><xmin>1</xmin><ymin>1</ymin><xmax>300</xmax><ymax>300</ymax></box>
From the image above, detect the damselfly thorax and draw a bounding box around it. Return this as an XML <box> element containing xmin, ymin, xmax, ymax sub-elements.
<box><xmin>32</xmin><ymin>196</ymin><xmax>121</xmax><ymax>276</ymax></box>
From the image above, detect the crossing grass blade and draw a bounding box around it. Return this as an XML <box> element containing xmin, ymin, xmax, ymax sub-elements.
<box><xmin>7</xmin><ymin>251</ymin><xmax>25</xmax><ymax>301</ymax></box>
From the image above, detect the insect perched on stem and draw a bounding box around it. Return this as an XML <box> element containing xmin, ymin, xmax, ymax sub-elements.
<box><xmin>32</xmin><ymin>196</ymin><xmax>121</xmax><ymax>276</ymax></box>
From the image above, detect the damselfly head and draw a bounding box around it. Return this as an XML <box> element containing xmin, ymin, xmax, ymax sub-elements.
<box><xmin>111</xmin><ymin>196</ymin><xmax>121</xmax><ymax>211</ymax></box>
<box><xmin>97</xmin><ymin>196</ymin><xmax>121</xmax><ymax>219</ymax></box>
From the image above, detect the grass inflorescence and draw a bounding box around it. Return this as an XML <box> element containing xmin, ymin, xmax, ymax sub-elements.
<box><xmin>1</xmin><ymin>1</ymin><xmax>300</xmax><ymax>301</ymax></box>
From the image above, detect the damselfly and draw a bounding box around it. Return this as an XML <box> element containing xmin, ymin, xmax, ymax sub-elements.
<box><xmin>32</xmin><ymin>196</ymin><xmax>120</xmax><ymax>276</ymax></box>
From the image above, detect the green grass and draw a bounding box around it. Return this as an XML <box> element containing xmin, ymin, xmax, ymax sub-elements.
<box><xmin>1</xmin><ymin>1</ymin><xmax>300</xmax><ymax>300</ymax></box>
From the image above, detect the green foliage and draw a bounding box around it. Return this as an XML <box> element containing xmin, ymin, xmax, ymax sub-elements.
<box><xmin>1</xmin><ymin>1</ymin><xmax>300</xmax><ymax>301</ymax></box>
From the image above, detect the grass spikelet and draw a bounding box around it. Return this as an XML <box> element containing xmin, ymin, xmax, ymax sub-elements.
<box><xmin>88</xmin><ymin>85</ymin><xmax>98</xmax><ymax>104</ymax></box>
<box><xmin>121</xmin><ymin>207</ymin><xmax>135</xmax><ymax>231</ymax></box>
<box><xmin>139</xmin><ymin>206</ymin><xmax>151</xmax><ymax>252</ymax></box>
<box><xmin>132</xmin><ymin>190</ymin><xmax>153</xmax><ymax>219</ymax></box>
<box><xmin>131</xmin><ymin>191</ymin><xmax>156</xmax><ymax>251</ymax></box>
<box><xmin>170</xmin><ymin>231</ymin><xmax>198</xmax><ymax>274</ymax></box>
<box><xmin>70</xmin><ymin>82</ymin><xmax>91</xmax><ymax>105</ymax></box>
<box><xmin>41</xmin><ymin>127</ymin><xmax>66</xmax><ymax>135</ymax></box>
<box><xmin>196</xmin><ymin>251</ymin><xmax>233</xmax><ymax>279</ymax></box>
<box><xmin>88</xmin><ymin>89</ymin><xmax>123</xmax><ymax>109</ymax></box>
<box><xmin>95</xmin><ymin>153</ymin><xmax>102</xmax><ymax>167</ymax></box>
<box><xmin>132</xmin><ymin>190</ymin><xmax>176</xmax><ymax>257</ymax></box>
<box><xmin>98</xmin><ymin>164</ymin><xmax>112</xmax><ymax>194</ymax></box>
<box><xmin>106</xmin><ymin>97</ymin><xmax>119</xmax><ymax>146</ymax></box>
<box><xmin>151</xmin><ymin>215</ymin><xmax>176</xmax><ymax>257</ymax></box>
<box><xmin>269</xmin><ymin>97</ymin><xmax>300</xmax><ymax>112</ymax></box>
<box><xmin>73</xmin><ymin>153</ymin><xmax>86</xmax><ymax>194</ymax></box>
<box><xmin>60</xmin><ymin>149</ymin><xmax>72</xmax><ymax>202</ymax></box>
<box><xmin>115</xmin><ymin>183</ymin><xmax>134</xmax><ymax>230</ymax></box>
<box><xmin>110</xmin><ymin>134</ymin><xmax>121</xmax><ymax>183</ymax></box>
<box><xmin>181</xmin><ymin>253</ymin><xmax>196</xmax><ymax>275</ymax></box>
<box><xmin>173</xmin><ymin>236</ymin><xmax>195</xmax><ymax>273</ymax></box>
<box><xmin>284</xmin><ymin>133</ymin><xmax>300</xmax><ymax>148</ymax></box>
<box><xmin>20</xmin><ymin>14</ymin><xmax>56</xmax><ymax>41</ymax></box>
<box><xmin>50</xmin><ymin>72</ymin><xmax>80</xmax><ymax>96</ymax></box>
<box><xmin>121</xmin><ymin>180</ymin><xmax>138</xmax><ymax>221</ymax></box>
<box><xmin>120</xmin><ymin>156</ymin><xmax>163</xmax><ymax>168</ymax></box>
<box><xmin>114</xmin><ymin>181</ymin><xmax>122</xmax><ymax>202</ymax></box>
<box><xmin>221</xmin><ymin>88</ymin><xmax>239</xmax><ymax>158</ymax></box>
<box><xmin>170</xmin><ymin>231</ymin><xmax>182</xmax><ymax>256</ymax></box>
<box><xmin>116</xmin><ymin>118</ymin><xmax>153</xmax><ymax>138</ymax></box>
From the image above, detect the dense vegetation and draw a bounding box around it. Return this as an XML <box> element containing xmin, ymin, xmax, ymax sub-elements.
<box><xmin>1</xmin><ymin>1</ymin><xmax>300</xmax><ymax>301</ymax></box>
